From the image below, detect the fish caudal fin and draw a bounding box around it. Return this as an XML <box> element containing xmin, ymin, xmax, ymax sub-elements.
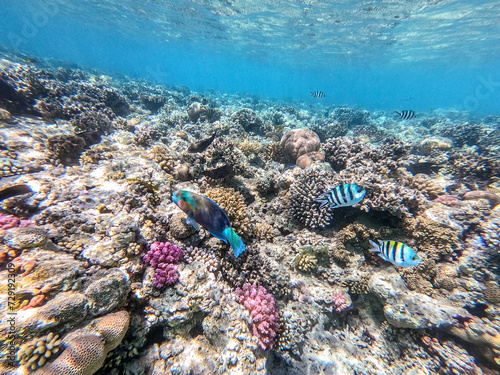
<box><xmin>369</xmin><ymin>240</ymin><xmax>380</xmax><ymax>253</ymax></box>
<box><xmin>223</xmin><ymin>227</ymin><xmax>245</xmax><ymax>258</ymax></box>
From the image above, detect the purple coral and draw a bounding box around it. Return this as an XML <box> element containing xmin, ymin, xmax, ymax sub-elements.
<box><xmin>143</xmin><ymin>242</ymin><xmax>183</xmax><ymax>289</ymax></box>
<box><xmin>152</xmin><ymin>263</ymin><xmax>179</xmax><ymax>288</ymax></box>
<box><xmin>143</xmin><ymin>242</ymin><xmax>183</xmax><ymax>267</ymax></box>
<box><xmin>236</xmin><ymin>284</ymin><xmax>280</xmax><ymax>350</ymax></box>
<box><xmin>331</xmin><ymin>292</ymin><xmax>351</xmax><ymax>313</ymax></box>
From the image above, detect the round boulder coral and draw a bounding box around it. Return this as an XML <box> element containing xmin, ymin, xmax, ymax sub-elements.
<box><xmin>280</xmin><ymin>129</ymin><xmax>320</xmax><ymax>160</ymax></box>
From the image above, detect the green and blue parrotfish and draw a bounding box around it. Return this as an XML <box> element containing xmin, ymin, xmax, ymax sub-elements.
<box><xmin>172</xmin><ymin>190</ymin><xmax>245</xmax><ymax>258</ymax></box>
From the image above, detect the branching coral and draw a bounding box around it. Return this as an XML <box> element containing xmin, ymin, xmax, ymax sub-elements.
<box><xmin>289</xmin><ymin>167</ymin><xmax>333</xmax><ymax>228</ymax></box>
<box><xmin>47</xmin><ymin>134</ymin><xmax>86</xmax><ymax>166</ymax></box>
<box><xmin>184</xmin><ymin>246</ymin><xmax>219</xmax><ymax>272</ymax></box>
<box><xmin>236</xmin><ymin>284</ymin><xmax>280</xmax><ymax>350</ymax></box>
<box><xmin>143</xmin><ymin>242</ymin><xmax>183</xmax><ymax>289</ymax></box>
<box><xmin>17</xmin><ymin>332</ymin><xmax>62</xmax><ymax>371</ymax></box>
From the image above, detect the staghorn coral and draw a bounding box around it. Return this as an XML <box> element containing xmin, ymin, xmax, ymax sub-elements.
<box><xmin>280</xmin><ymin>129</ymin><xmax>320</xmax><ymax>160</ymax></box>
<box><xmin>289</xmin><ymin>167</ymin><xmax>333</xmax><ymax>228</ymax></box>
<box><xmin>236</xmin><ymin>284</ymin><xmax>280</xmax><ymax>350</ymax></box>
<box><xmin>17</xmin><ymin>332</ymin><xmax>62</xmax><ymax>371</ymax></box>
<box><xmin>204</xmin><ymin>187</ymin><xmax>252</xmax><ymax>238</ymax></box>
<box><xmin>184</xmin><ymin>246</ymin><xmax>219</xmax><ymax>272</ymax></box>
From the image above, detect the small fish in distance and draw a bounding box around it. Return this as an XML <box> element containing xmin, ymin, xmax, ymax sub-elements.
<box><xmin>0</xmin><ymin>184</ymin><xmax>33</xmax><ymax>201</ymax></box>
<box><xmin>172</xmin><ymin>190</ymin><xmax>245</xmax><ymax>258</ymax></box>
<box><xmin>187</xmin><ymin>132</ymin><xmax>217</xmax><ymax>153</ymax></box>
<box><xmin>310</xmin><ymin>91</ymin><xmax>325</xmax><ymax>99</ymax></box>
<box><xmin>394</xmin><ymin>110</ymin><xmax>416</xmax><ymax>120</ymax></box>
<box><xmin>315</xmin><ymin>183</ymin><xmax>366</xmax><ymax>210</ymax></box>
<box><xmin>369</xmin><ymin>240</ymin><xmax>421</xmax><ymax>267</ymax></box>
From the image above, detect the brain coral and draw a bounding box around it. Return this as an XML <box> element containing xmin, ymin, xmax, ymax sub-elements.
<box><xmin>280</xmin><ymin>129</ymin><xmax>320</xmax><ymax>160</ymax></box>
<box><xmin>32</xmin><ymin>334</ymin><xmax>106</xmax><ymax>375</ymax></box>
<box><xmin>32</xmin><ymin>311</ymin><xmax>130</xmax><ymax>375</ymax></box>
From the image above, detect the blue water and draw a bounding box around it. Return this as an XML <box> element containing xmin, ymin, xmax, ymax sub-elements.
<box><xmin>1</xmin><ymin>0</ymin><xmax>500</xmax><ymax>115</ymax></box>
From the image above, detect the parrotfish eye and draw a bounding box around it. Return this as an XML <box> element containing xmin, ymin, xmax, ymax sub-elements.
<box><xmin>411</xmin><ymin>255</ymin><xmax>418</xmax><ymax>261</ymax></box>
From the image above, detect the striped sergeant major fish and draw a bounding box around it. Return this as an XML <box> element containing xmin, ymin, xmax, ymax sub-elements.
<box><xmin>394</xmin><ymin>110</ymin><xmax>416</xmax><ymax>120</ymax></box>
<box><xmin>314</xmin><ymin>183</ymin><xmax>366</xmax><ymax>210</ymax></box>
<box><xmin>369</xmin><ymin>240</ymin><xmax>421</xmax><ymax>267</ymax></box>
<box><xmin>310</xmin><ymin>91</ymin><xmax>325</xmax><ymax>98</ymax></box>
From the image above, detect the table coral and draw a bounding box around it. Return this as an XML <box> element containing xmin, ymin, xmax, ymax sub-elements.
<box><xmin>236</xmin><ymin>284</ymin><xmax>280</xmax><ymax>350</ymax></box>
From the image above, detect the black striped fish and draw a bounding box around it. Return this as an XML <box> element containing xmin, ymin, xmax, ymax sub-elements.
<box><xmin>310</xmin><ymin>91</ymin><xmax>325</xmax><ymax>98</ymax></box>
<box><xmin>369</xmin><ymin>240</ymin><xmax>421</xmax><ymax>267</ymax></box>
<box><xmin>394</xmin><ymin>110</ymin><xmax>416</xmax><ymax>120</ymax></box>
<box><xmin>314</xmin><ymin>183</ymin><xmax>366</xmax><ymax>209</ymax></box>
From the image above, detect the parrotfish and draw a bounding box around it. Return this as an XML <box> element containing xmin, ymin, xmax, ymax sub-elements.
<box><xmin>0</xmin><ymin>184</ymin><xmax>33</xmax><ymax>201</ymax></box>
<box><xmin>187</xmin><ymin>132</ymin><xmax>217</xmax><ymax>153</ymax></box>
<box><xmin>369</xmin><ymin>240</ymin><xmax>421</xmax><ymax>267</ymax></box>
<box><xmin>315</xmin><ymin>183</ymin><xmax>366</xmax><ymax>210</ymax></box>
<box><xmin>172</xmin><ymin>190</ymin><xmax>245</xmax><ymax>258</ymax></box>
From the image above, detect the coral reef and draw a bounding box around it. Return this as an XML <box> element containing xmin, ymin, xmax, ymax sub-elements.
<box><xmin>1</xmin><ymin>56</ymin><xmax>500</xmax><ymax>375</ymax></box>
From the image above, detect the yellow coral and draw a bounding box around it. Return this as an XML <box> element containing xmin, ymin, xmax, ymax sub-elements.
<box><xmin>17</xmin><ymin>332</ymin><xmax>62</xmax><ymax>371</ymax></box>
<box><xmin>293</xmin><ymin>250</ymin><xmax>317</xmax><ymax>273</ymax></box>
<box><xmin>204</xmin><ymin>187</ymin><xmax>252</xmax><ymax>238</ymax></box>
<box><xmin>237</xmin><ymin>139</ymin><xmax>262</xmax><ymax>156</ymax></box>
<box><xmin>254</xmin><ymin>223</ymin><xmax>274</xmax><ymax>242</ymax></box>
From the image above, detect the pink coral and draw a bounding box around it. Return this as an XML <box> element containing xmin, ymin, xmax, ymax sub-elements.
<box><xmin>143</xmin><ymin>241</ymin><xmax>183</xmax><ymax>289</ymax></box>
<box><xmin>143</xmin><ymin>242</ymin><xmax>183</xmax><ymax>267</ymax></box>
<box><xmin>331</xmin><ymin>292</ymin><xmax>351</xmax><ymax>313</ymax></box>
<box><xmin>0</xmin><ymin>214</ymin><xmax>33</xmax><ymax>229</ymax></box>
<box><xmin>433</xmin><ymin>195</ymin><xmax>460</xmax><ymax>207</ymax></box>
<box><xmin>236</xmin><ymin>284</ymin><xmax>280</xmax><ymax>350</ymax></box>
<box><xmin>152</xmin><ymin>263</ymin><xmax>179</xmax><ymax>288</ymax></box>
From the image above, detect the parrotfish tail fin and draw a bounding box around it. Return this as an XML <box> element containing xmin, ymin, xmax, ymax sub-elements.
<box><xmin>369</xmin><ymin>240</ymin><xmax>380</xmax><ymax>253</ymax></box>
<box><xmin>223</xmin><ymin>227</ymin><xmax>245</xmax><ymax>258</ymax></box>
